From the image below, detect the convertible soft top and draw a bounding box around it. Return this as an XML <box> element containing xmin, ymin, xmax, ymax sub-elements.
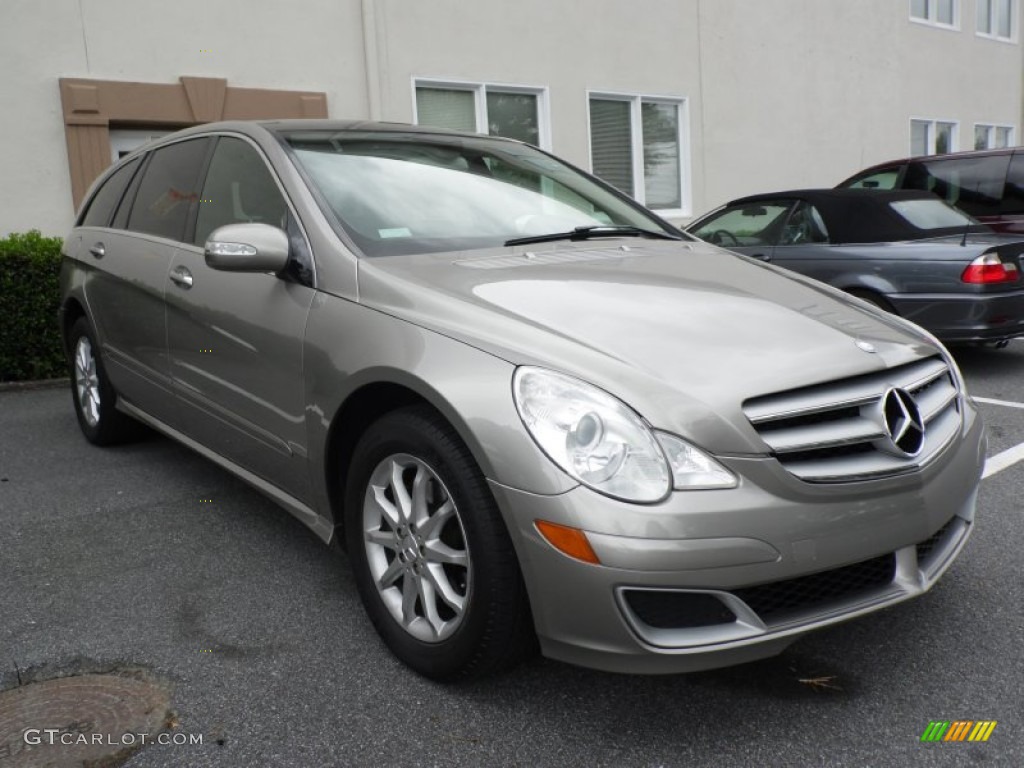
<box><xmin>723</xmin><ymin>188</ymin><xmax>974</xmax><ymax>244</ymax></box>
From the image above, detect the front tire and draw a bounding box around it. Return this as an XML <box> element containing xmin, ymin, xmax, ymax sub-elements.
<box><xmin>344</xmin><ymin>406</ymin><xmax>534</xmax><ymax>681</ymax></box>
<box><xmin>67</xmin><ymin>317</ymin><xmax>141</xmax><ymax>445</ymax></box>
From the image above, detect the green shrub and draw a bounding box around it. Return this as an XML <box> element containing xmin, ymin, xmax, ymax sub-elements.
<box><xmin>0</xmin><ymin>230</ymin><xmax>67</xmax><ymax>382</ymax></box>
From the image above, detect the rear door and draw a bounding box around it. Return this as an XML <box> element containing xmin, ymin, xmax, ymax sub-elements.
<box><xmin>164</xmin><ymin>135</ymin><xmax>315</xmax><ymax>502</ymax></box>
<box><xmin>83</xmin><ymin>138</ymin><xmax>210</xmax><ymax>419</ymax></box>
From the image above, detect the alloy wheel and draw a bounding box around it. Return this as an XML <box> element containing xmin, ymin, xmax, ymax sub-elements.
<box><xmin>362</xmin><ymin>453</ymin><xmax>471</xmax><ymax>643</ymax></box>
<box><xmin>74</xmin><ymin>336</ymin><xmax>101</xmax><ymax>428</ymax></box>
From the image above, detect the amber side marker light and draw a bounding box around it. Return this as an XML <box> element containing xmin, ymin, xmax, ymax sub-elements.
<box><xmin>535</xmin><ymin>520</ymin><xmax>601</xmax><ymax>564</ymax></box>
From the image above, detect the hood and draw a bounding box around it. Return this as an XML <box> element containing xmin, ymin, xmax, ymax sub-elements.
<box><xmin>357</xmin><ymin>239</ymin><xmax>941</xmax><ymax>454</ymax></box>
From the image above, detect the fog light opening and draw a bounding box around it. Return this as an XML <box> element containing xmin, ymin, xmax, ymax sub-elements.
<box><xmin>535</xmin><ymin>520</ymin><xmax>601</xmax><ymax>564</ymax></box>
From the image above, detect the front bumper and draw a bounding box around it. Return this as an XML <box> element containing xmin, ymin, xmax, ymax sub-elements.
<box><xmin>490</xmin><ymin>403</ymin><xmax>985</xmax><ymax>674</ymax></box>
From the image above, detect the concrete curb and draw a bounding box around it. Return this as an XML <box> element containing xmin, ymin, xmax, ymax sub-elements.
<box><xmin>0</xmin><ymin>378</ymin><xmax>69</xmax><ymax>392</ymax></box>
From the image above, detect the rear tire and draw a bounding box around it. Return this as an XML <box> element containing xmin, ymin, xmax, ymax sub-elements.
<box><xmin>344</xmin><ymin>405</ymin><xmax>535</xmax><ymax>681</ymax></box>
<box><xmin>67</xmin><ymin>317</ymin><xmax>142</xmax><ymax>445</ymax></box>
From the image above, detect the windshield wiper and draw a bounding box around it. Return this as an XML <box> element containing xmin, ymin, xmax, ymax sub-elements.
<box><xmin>504</xmin><ymin>224</ymin><xmax>684</xmax><ymax>247</ymax></box>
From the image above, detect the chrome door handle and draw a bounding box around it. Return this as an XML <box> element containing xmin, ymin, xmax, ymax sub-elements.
<box><xmin>89</xmin><ymin>242</ymin><xmax>105</xmax><ymax>259</ymax></box>
<box><xmin>169</xmin><ymin>267</ymin><xmax>193</xmax><ymax>289</ymax></box>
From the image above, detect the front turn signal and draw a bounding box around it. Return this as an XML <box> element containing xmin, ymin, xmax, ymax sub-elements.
<box><xmin>535</xmin><ymin>520</ymin><xmax>601</xmax><ymax>565</ymax></box>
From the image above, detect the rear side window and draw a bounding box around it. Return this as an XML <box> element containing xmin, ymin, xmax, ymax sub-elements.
<box><xmin>80</xmin><ymin>158</ymin><xmax>140</xmax><ymax>227</ymax></box>
<box><xmin>1002</xmin><ymin>153</ymin><xmax>1024</xmax><ymax>215</ymax></box>
<box><xmin>903</xmin><ymin>154</ymin><xmax>1010</xmax><ymax>217</ymax></box>
<box><xmin>126</xmin><ymin>139</ymin><xmax>210</xmax><ymax>241</ymax></box>
<box><xmin>194</xmin><ymin>137</ymin><xmax>289</xmax><ymax>246</ymax></box>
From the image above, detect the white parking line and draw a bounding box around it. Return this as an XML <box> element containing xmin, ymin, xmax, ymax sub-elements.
<box><xmin>973</xmin><ymin>396</ymin><xmax>1024</xmax><ymax>410</ymax></box>
<box><xmin>983</xmin><ymin>442</ymin><xmax>1024</xmax><ymax>479</ymax></box>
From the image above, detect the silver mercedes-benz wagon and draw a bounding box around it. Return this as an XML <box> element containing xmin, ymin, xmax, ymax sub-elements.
<box><xmin>60</xmin><ymin>120</ymin><xmax>986</xmax><ymax>680</ymax></box>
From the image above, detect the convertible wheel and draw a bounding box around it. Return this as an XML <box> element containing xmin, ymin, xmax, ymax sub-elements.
<box><xmin>67</xmin><ymin>318</ymin><xmax>141</xmax><ymax>445</ymax></box>
<box><xmin>345</xmin><ymin>406</ymin><xmax>535</xmax><ymax>681</ymax></box>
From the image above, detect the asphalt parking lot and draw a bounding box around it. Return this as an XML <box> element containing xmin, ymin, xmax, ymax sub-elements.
<box><xmin>1</xmin><ymin>343</ymin><xmax>1023</xmax><ymax>768</ymax></box>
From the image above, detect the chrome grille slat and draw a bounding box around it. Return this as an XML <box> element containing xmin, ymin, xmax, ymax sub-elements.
<box><xmin>763</xmin><ymin>417</ymin><xmax>885</xmax><ymax>454</ymax></box>
<box><xmin>745</xmin><ymin>357</ymin><xmax>949</xmax><ymax>425</ymax></box>
<box><xmin>916</xmin><ymin>379</ymin><xmax>958</xmax><ymax>421</ymax></box>
<box><xmin>743</xmin><ymin>356</ymin><xmax>961</xmax><ymax>482</ymax></box>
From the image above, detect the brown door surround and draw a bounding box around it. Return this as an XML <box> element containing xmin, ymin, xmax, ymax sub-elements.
<box><xmin>59</xmin><ymin>76</ymin><xmax>328</xmax><ymax>210</ymax></box>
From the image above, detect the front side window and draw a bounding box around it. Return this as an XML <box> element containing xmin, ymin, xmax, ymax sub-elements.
<box><xmin>911</xmin><ymin>0</ymin><xmax>957</xmax><ymax>26</ymax></box>
<box><xmin>414</xmin><ymin>81</ymin><xmax>546</xmax><ymax>148</ymax></box>
<box><xmin>779</xmin><ymin>201</ymin><xmax>830</xmax><ymax>245</ymax></box>
<box><xmin>194</xmin><ymin>137</ymin><xmax>289</xmax><ymax>246</ymax></box>
<box><xmin>843</xmin><ymin>168</ymin><xmax>902</xmax><ymax>190</ymax></box>
<box><xmin>911</xmin><ymin>119</ymin><xmax>958</xmax><ymax>155</ymax></box>
<box><xmin>589</xmin><ymin>95</ymin><xmax>687</xmax><ymax>212</ymax></box>
<box><xmin>690</xmin><ymin>201</ymin><xmax>793</xmax><ymax>247</ymax></box>
<box><xmin>977</xmin><ymin>0</ymin><xmax>1015</xmax><ymax>39</ymax></box>
<box><xmin>80</xmin><ymin>158</ymin><xmax>140</xmax><ymax>227</ymax></box>
<box><xmin>974</xmin><ymin>124</ymin><xmax>1015</xmax><ymax>149</ymax></box>
<box><xmin>285</xmin><ymin>131</ymin><xmax>677</xmax><ymax>257</ymax></box>
<box><xmin>126</xmin><ymin>139</ymin><xmax>210</xmax><ymax>241</ymax></box>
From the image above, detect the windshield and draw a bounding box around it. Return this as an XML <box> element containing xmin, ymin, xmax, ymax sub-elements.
<box><xmin>284</xmin><ymin>131</ymin><xmax>680</xmax><ymax>256</ymax></box>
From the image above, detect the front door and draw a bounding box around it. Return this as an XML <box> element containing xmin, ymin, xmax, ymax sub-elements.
<box><xmin>164</xmin><ymin>136</ymin><xmax>315</xmax><ymax>502</ymax></box>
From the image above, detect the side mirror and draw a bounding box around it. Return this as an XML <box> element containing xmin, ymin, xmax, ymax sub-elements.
<box><xmin>204</xmin><ymin>223</ymin><xmax>289</xmax><ymax>272</ymax></box>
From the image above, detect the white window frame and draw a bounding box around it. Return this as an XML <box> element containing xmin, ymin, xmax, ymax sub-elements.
<box><xmin>909</xmin><ymin>0</ymin><xmax>960</xmax><ymax>29</ymax></box>
<box><xmin>976</xmin><ymin>0</ymin><xmax>1018</xmax><ymax>41</ymax></box>
<box><xmin>411</xmin><ymin>78</ymin><xmax>551</xmax><ymax>150</ymax></box>
<box><xmin>973</xmin><ymin>122</ymin><xmax>1016</xmax><ymax>148</ymax></box>
<box><xmin>109</xmin><ymin>129</ymin><xmax>172</xmax><ymax>163</ymax></box>
<box><xmin>910</xmin><ymin>117</ymin><xmax>960</xmax><ymax>155</ymax></box>
<box><xmin>585</xmin><ymin>90</ymin><xmax>691</xmax><ymax>217</ymax></box>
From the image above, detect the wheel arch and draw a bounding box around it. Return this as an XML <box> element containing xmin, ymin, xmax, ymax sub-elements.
<box><xmin>60</xmin><ymin>296</ymin><xmax>88</xmax><ymax>356</ymax></box>
<box><xmin>834</xmin><ymin>273</ymin><xmax>899</xmax><ymax>298</ymax></box>
<box><xmin>322</xmin><ymin>373</ymin><xmax>495</xmax><ymax>550</ymax></box>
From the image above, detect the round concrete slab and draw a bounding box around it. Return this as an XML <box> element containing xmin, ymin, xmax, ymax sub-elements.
<box><xmin>0</xmin><ymin>674</ymin><xmax>171</xmax><ymax>767</ymax></box>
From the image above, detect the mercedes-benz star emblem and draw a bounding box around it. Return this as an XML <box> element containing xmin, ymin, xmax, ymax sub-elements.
<box><xmin>878</xmin><ymin>387</ymin><xmax>925</xmax><ymax>457</ymax></box>
<box><xmin>855</xmin><ymin>340</ymin><xmax>877</xmax><ymax>353</ymax></box>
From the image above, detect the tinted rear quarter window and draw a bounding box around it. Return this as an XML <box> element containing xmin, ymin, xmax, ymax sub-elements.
<box><xmin>80</xmin><ymin>158</ymin><xmax>140</xmax><ymax>227</ymax></box>
<box><xmin>126</xmin><ymin>138</ymin><xmax>210</xmax><ymax>241</ymax></box>
<box><xmin>903</xmin><ymin>154</ymin><xmax>1010</xmax><ymax>217</ymax></box>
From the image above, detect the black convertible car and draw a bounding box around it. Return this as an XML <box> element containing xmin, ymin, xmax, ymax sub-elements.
<box><xmin>688</xmin><ymin>189</ymin><xmax>1024</xmax><ymax>344</ymax></box>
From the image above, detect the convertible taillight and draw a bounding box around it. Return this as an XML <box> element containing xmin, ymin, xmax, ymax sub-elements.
<box><xmin>961</xmin><ymin>253</ymin><xmax>1020</xmax><ymax>284</ymax></box>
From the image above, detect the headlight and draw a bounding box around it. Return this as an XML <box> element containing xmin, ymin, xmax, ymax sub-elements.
<box><xmin>513</xmin><ymin>367</ymin><xmax>738</xmax><ymax>502</ymax></box>
<box><xmin>656</xmin><ymin>432</ymin><xmax>737</xmax><ymax>490</ymax></box>
<box><xmin>513</xmin><ymin>367</ymin><xmax>670</xmax><ymax>502</ymax></box>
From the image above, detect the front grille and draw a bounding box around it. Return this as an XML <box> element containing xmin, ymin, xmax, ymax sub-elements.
<box><xmin>733</xmin><ymin>553</ymin><xmax>896</xmax><ymax>624</ymax></box>
<box><xmin>623</xmin><ymin>590</ymin><xmax>737</xmax><ymax>629</ymax></box>
<box><xmin>743</xmin><ymin>357</ymin><xmax>961</xmax><ymax>482</ymax></box>
<box><xmin>916</xmin><ymin>518</ymin><xmax>958</xmax><ymax>568</ymax></box>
